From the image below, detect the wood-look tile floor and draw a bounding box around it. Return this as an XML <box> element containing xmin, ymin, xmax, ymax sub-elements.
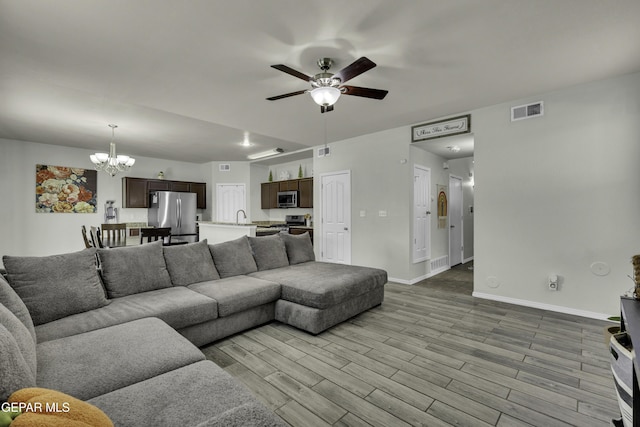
<box><xmin>201</xmin><ymin>263</ymin><xmax>620</xmax><ymax>426</ymax></box>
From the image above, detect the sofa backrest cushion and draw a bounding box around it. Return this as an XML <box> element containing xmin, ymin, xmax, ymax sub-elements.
<box><xmin>209</xmin><ymin>236</ymin><xmax>258</xmax><ymax>278</ymax></box>
<box><xmin>98</xmin><ymin>240</ymin><xmax>173</xmax><ymax>298</ymax></box>
<box><xmin>280</xmin><ymin>232</ymin><xmax>316</xmax><ymax>265</ymax></box>
<box><xmin>2</xmin><ymin>249</ymin><xmax>109</xmax><ymax>325</ymax></box>
<box><xmin>0</xmin><ymin>274</ymin><xmax>35</xmax><ymax>343</ymax></box>
<box><xmin>248</xmin><ymin>235</ymin><xmax>289</xmax><ymax>271</ymax></box>
<box><xmin>0</xmin><ymin>305</ymin><xmax>37</xmax><ymax>401</ymax></box>
<box><xmin>163</xmin><ymin>239</ymin><xmax>220</xmax><ymax>286</ymax></box>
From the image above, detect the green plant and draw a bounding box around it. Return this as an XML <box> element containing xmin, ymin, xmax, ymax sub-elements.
<box><xmin>268</xmin><ymin>170</ymin><xmax>273</xmax><ymax>182</ymax></box>
<box><xmin>298</xmin><ymin>164</ymin><xmax>303</xmax><ymax>178</ymax></box>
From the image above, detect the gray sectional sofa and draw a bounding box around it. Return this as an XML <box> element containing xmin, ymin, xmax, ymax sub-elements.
<box><xmin>0</xmin><ymin>232</ymin><xmax>387</xmax><ymax>426</ymax></box>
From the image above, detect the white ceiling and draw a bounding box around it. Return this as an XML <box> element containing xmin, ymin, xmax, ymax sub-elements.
<box><xmin>1</xmin><ymin>1</ymin><xmax>639</xmax><ymax>163</ymax></box>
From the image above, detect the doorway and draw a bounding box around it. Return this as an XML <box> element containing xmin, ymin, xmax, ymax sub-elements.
<box><xmin>320</xmin><ymin>170</ymin><xmax>351</xmax><ymax>264</ymax></box>
<box><xmin>449</xmin><ymin>175</ymin><xmax>463</xmax><ymax>266</ymax></box>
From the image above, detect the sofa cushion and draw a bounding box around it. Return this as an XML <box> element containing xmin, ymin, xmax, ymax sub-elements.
<box><xmin>35</xmin><ymin>286</ymin><xmax>218</xmax><ymax>343</ymax></box>
<box><xmin>250</xmin><ymin>262</ymin><xmax>388</xmax><ymax>309</ymax></box>
<box><xmin>0</xmin><ymin>303</ymin><xmax>37</xmax><ymax>402</ymax></box>
<box><xmin>280</xmin><ymin>232</ymin><xmax>315</xmax><ymax>265</ymax></box>
<box><xmin>3</xmin><ymin>249</ymin><xmax>109</xmax><ymax>325</ymax></box>
<box><xmin>0</xmin><ymin>323</ymin><xmax>36</xmax><ymax>402</ymax></box>
<box><xmin>0</xmin><ymin>274</ymin><xmax>36</xmax><ymax>342</ymax></box>
<box><xmin>188</xmin><ymin>276</ymin><xmax>281</xmax><ymax>317</ymax></box>
<box><xmin>163</xmin><ymin>239</ymin><xmax>220</xmax><ymax>286</ymax></box>
<box><xmin>88</xmin><ymin>360</ymin><xmax>287</xmax><ymax>427</ymax></box>
<box><xmin>248</xmin><ymin>234</ymin><xmax>289</xmax><ymax>271</ymax></box>
<box><xmin>37</xmin><ymin>317</ymin><xmax>205</xmax><ymax>401</ymax></box>
<box><xmin>209</xmin><ymin>236</ymin><xmax>257</xmax><ymax>278</ymax></box>
<box><xmin>98</xmin><ymin>240</ymin><xmax>173</xmax><ymax>298</ymax></box>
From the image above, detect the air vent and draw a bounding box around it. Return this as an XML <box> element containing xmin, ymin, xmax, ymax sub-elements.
<box><xmin>317</xmin><ymin>146</ymin><xmax>331</xmax><ymax>157</ymax></box>
<box><xmin>219</xmin><ymin>164</ymin><xmax>230</xmax><ymax>171</ymax></box>
<box><xmin>511</xmin><ymin>101</ymin><xmax>544</xmax><ymax>122</ymax></box>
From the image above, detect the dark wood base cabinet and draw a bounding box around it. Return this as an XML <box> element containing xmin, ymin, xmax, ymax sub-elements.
<box><xmin>122</xmin><ymin>177</ymin><xmax>206</xmax><ymax>208</ymax></box>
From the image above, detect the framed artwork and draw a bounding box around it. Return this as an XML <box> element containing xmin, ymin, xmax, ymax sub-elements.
<box><xmin>437</xmin><ymin>185</ymin><xmax>448</xmax><ymax>229</ymax></box>
<box><xmin>35</xmin><ymin>164</ymin><xmax>97</xmax><ymax>213</ymax></box>
<box><xmin>411</xmin><ymin>114</ymin><xmax>471</xmax><ymax>142</ymax></box>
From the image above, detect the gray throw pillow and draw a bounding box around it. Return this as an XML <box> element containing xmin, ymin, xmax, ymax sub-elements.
<box><xmin>3</xmin><ymin>248</ymin><xmax>109</xmax><ymax>325</ymax></box>
<box><xmin>98</xmin><ymin>240</ymin><xmax>173</xmax><ymax>298</ymax></box>
<box><xmin>209</xmin><ymin>236</ymin><xmax>258</xmax><ymax>278</ymax></box>
<box><xmin>280</xmin><ymin>232</ymin><xmax>315</xmax><ymax>265</ymax></box>
<box><xmin>0</xmin><ymin>274</ymin><xmax>35</xmax><ymax>343</ymax></box>
<box><xmin>163</xmin><ymin>239</ymin><xmax>220</xmax><ymax>286</ymax></box>
<box><xmin>248</xmin><ymin>234</ymin><xmax>289</xmax><ymax>271</ymax></box>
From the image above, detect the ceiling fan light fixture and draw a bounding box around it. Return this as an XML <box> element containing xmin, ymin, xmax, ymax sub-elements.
<box><xmin>247</xmin><ymin>148</ymin><xmax>284</xmax><ymax>160</ymax></box>
<box><xmin>310</xmin><ymin>86</ymin><xmax>341</xmax><ymax>106</ymax></box>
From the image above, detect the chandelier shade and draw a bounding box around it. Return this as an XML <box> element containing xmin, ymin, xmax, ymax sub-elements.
<box><xmin>309</xmin><ymin>86</ymin><xmax>341</xmax><ymax>106</ymax></box>
<box><xmin>90</xmin><ymin>124</ymin><xmax>135</xmax><ymax>177</ymax></box>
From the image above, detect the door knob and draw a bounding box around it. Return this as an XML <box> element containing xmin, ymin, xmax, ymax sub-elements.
<box><xmin>344</xmin><ymin>227</ymin><xmax>349</xmax><ymax>231</ymax></box>
<box><xmin>450</xmin><ymin>225</ymin><xmax>455</xmax><ymax>228</ymax></box>
<box><xmin>426</xmin><ymin>211</ymin><xmax>431</xmax><ymax>215</ymax></box>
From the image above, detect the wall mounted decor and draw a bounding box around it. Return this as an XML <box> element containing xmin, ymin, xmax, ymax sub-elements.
<box><xmin>35</xmin><ymin>164</ymin><xmax>97</xmax><ymax>213</ymax></box>
<box><xmin>411</xmin><ymin>114</ymin><xmax>471</xmax><ymax>142</ymax></box>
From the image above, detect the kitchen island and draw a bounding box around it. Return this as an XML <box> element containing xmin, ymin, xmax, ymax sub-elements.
<box><xmin>197</xmin><ymin>222</ymin><xmax>257</xmax><ymax>244</ymax></box>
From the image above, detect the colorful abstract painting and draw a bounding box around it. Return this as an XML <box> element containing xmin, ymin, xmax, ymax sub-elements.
<box><xmin>35</xmin><ymin>164</ymin><xmax>97</xmax><ymax>213</ymax></box>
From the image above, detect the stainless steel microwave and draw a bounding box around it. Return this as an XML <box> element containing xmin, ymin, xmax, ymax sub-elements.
<box><xmin>277</xmin><ymin>191</ymin><xmax>298</xmax><ymax>208</ymax></box>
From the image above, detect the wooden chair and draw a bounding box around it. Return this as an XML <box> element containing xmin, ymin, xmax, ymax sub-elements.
<box><xmin>101</xmin><ymin>223</ymin><xmax>127</xmax><ymax>245</ymax></box>
<box><xmin>89</xmin><ymin>226</ymin><xmax>103</xmax><ymax>248</ymax></box>
<box><xmin>140</xmin><ymin>227</ymin><xmax>172</xmax><ymax>245</ymax></box>
<box><xmin>81</xmin><ymin>225</ymin><xmax>92</xmax><ymax>248</ymax></box>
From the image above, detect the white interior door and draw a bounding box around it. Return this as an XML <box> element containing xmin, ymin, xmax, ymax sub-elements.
<box><xmin>216</xmin><ymin>184</ymin><xmax>246</xmax><ymax>223</ymax></box>
<box><xmin>449</xmin><ymin>175</ymin><xmax>463</xmax><ymax>266</ymax></box>
<box><xmin>320</xmin><ymin>170</ymin><xmax>351</xmax><ymax>264</ymax></box>
<box><xmin>413</xmin><ymin>165</ymin><xmax>431</xmax><ymax>263</ymax></box>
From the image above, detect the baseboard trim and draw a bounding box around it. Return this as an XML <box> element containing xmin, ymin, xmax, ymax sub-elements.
<box><xmin>463</xmin><ymin>256</ymin><xmax>474</xmax><ymax>264</ymax></box>
<box><xmin>472</xmin><ymin>292</ymin><xmax>610</xmax><ymax>321</ymax></box>
<box><xmin>389</xmin><ymin>266</ymin><xmax>451</xmax><ymax>285</ymax></box>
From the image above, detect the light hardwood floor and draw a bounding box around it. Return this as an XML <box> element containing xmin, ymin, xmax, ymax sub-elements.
<box><xmin>201</xmin><ymin>263</ymin><xmax>620</xmax><ymax>426</ymax></box>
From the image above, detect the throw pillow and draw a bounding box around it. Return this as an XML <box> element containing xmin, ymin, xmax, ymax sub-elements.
<box><xmin>209</xmin><ymin>236</ymin><xmax>258</xmax><ymax>278</ymax></box>
<box><xmin>98</xmin><ymin>240</ymin><xmax>173</xmax><ymax>298</ymax></box>
<box><xmin>0</xmin><ymin>274</ymin><xmax>36</xmax><ymax>343</ymax></box>
<box><xmin>3</xmin><ymin>249</ymin><xmax>109</xmax><ymax>325</ymax></box>
<box><xmin>248</xmin><ymin>234</ymin><xmax>289</xmax><ymax>271</ymax></box>
<box><xmin>163</xmin><ymin>239</ymin><xmax>220</xmax><ymax>286</ymax></box>
<box><xmin>280</xmin><ymin>232</ymin><xmax>315</xmax><ymax>265</ymax></box>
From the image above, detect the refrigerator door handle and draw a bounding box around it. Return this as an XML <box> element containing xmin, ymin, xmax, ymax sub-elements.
<box><xmin>177</xmin><ymin>198</ymin><xmax>182</xmax><ymax>230</ymax></box>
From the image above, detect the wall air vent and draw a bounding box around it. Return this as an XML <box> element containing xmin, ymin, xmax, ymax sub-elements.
<box><xmin>511</xmin><ymin>101</ymin><xmax>544</xmax><ymax>122</ymax></box>
<box><xmin>317</xmin><ymin>146</ymin><xmax>331</xmax><ymax>157</ymax></box>
<box><xmin>219</xmin><ymin>164</ymin><xmax>230</xmax><ymax>171</ymax></box>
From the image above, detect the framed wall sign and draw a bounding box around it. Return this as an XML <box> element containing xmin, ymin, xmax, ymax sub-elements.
<box><xmin>411</xmin><ymin>114</ymin><xmax>471</xmax><ymax>142</ymax></box>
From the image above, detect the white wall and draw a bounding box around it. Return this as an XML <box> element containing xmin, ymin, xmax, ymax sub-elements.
<box><xmin>0</xmin><ymin>138</ymin><xmax>211</xmax><ymax>264</ymax></box>
<box><xmin>473</xmin><ymin>71</ymin><xmax>640</xmax><ymax>318</ymax></box>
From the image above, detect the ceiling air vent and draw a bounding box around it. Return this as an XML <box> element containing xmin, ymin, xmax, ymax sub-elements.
<box><xmin>219</xmin><ymin>164</ymin><xmax>230</xmax><ymax>171</ymax></box>
<box><xmin>317</xmin><ymin>146</ymin><xmax>331</xmax><ymax>157</ymax></box>
<box><xmin>511</xmin><ymin>101</ymin><xmax>544</xmax><ymax>122</ymax></box>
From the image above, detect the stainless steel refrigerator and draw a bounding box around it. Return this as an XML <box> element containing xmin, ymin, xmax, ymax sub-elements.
<box><xmin>148</xmin><ymin>191</ymin><xmax>198</xmax><ymax>243</ymax></box>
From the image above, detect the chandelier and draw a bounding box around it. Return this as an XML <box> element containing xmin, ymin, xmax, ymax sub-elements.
<box><xmin>90</xmin><ymin>124</ymin><xmax>135</xmax><ymax>177</ymax></box>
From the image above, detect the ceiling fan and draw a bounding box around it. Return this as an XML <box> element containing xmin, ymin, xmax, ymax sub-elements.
<box><xmin>266</xmin><ymin>57</ymin><xmax>388</xmax><ymax>113</ymax></box>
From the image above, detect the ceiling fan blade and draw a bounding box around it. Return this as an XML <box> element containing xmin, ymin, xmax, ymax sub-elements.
<box><xmin>321</xmin><ymin>105</ymin><xmax>334</xmax><ymax>114</ymax></box>
<box><xmin>266</xmin><ymin>90</ymin><xmax>307</xmax><ymax>101</ymax></box>
<box><xmin>271</xmin><ymin>64</ymin><xmax>312</xmax><ymax>82</ymax></box>
<box><xmin>333</xmin><ymin>57</ymin><xmax>376</xmax><ymax>83</ymax></box>
<box><xmin>341</xmin><ymin>85</ymin><xmax>388</xmax><ymax>100</ymax></box>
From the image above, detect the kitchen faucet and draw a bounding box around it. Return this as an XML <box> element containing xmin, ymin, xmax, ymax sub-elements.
<box><xmin>236</xmin><ymin>209</ymin><xmax>247</xmax><ymax>225</ymax></box>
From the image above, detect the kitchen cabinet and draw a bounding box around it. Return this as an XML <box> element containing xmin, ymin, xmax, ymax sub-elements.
<box><xmin>122</xmin><ymin>177</ymin><xmax>207</xmax><ymax>208</ymax></box>
<box><xmin>261</xmin><ymin>178</ymin><xmax>313</xmax><ymax>209</ymax></box>
<box><xmin>261</xmin><ymin>182</ymin><xmax>280</xmax><ymax>209</ymax></box>
<box><xmin>279</xmin><ymin>180</ymin><xmax>299</xmax><ymax>191</ymax></box>
<box><xmin>298</xmin><ymin>178</ymin><xmax>313</xmax><ymax>208</ymax></box>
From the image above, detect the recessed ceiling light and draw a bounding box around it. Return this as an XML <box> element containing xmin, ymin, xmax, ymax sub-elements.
<box><xmin>241</xmin><ymin>132</ymin><xmax>252</xmax><ymax>147</ymax></box>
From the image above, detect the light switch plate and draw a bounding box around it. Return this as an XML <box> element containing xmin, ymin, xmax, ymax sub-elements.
<box><xmin>379</xmin><ymin>210</ymin><xmax>387</xmax><ymax>217</ymax></box>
